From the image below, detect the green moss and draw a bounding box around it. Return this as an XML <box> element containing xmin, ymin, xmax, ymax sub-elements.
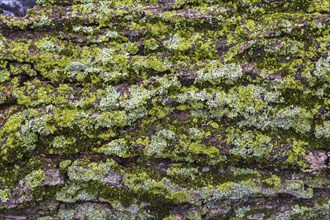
<box><xmin>285</xmin><ymin>140</ymin><xmax>308</xmax><ymax>168</ymax></box>
<box><xmin>165</xmin><ymin>191</ymin><xmax>190</xmax><ymax>204</ymax></box>
<box><xmin>59</xmin><ymin>160</ymin><xmax>72</xmax><ymax>171</ymax></box>
<box><xmin>0</xmin><ymin>70</ymin><xmax>10</xmax><ymax>82</ymax></box>
<box><xmin>263</xmin><ymin>175</ymin><xmax>282</xmax><ymax>189</ymax></box>
<box><xmin>188</xmin><ymin>142</ymin><xmax>219</xmax><ymax>157</ymax></box>
<box><xmin>142</xmin><ymin>56</ymin><xmax>172</xmax><ymax>72</ymax></box>
<box><xmin>0</xmin><ymin>189</ymin><xmax>10</xmax><ymax>203</ymax></box>
<box><xmin>144</xmin><ymin>38</ymin><xmax>159</xmax><ymax>50</ymax></box>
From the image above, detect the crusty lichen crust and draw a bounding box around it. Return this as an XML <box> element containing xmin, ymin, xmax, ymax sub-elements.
<box><xmin>0</xmin><ymin>0</ymin><xmax>329</xmax><ymax>219</ymax></box>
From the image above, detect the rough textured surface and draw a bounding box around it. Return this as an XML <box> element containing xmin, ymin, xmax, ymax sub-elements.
<box><xmin>0</xmin><ymin>0</ymin><xmax>329</xmax><ymax>219</ymax></box>
<box><xmin>0</xmin><ymin>0</ymin><xmax>36</xmax><ymax>17</ymax></box>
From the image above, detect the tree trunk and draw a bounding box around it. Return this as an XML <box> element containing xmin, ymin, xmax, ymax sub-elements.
<box><xmin>0</xmin><ymin>0</ymin><xmax>329</xmax><ymax>219</ymax></box>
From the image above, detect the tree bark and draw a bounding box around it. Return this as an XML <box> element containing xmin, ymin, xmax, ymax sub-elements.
<box><xmin>0</xmin><ymin>0</ymin><xmax>329</xmax><ymax>219</ymax></box>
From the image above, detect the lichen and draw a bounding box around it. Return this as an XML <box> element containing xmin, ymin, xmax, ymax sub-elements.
<box><xmin>0</xmin><ymin>0</ymin><xmax>329</xmax><ymax>218</ymax></box>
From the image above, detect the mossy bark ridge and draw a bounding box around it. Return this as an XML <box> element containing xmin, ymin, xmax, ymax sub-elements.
<box><xmin>0</xmin><ymin>0</ymin><xmax>329</xmax><ymax>219</ymax></box>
